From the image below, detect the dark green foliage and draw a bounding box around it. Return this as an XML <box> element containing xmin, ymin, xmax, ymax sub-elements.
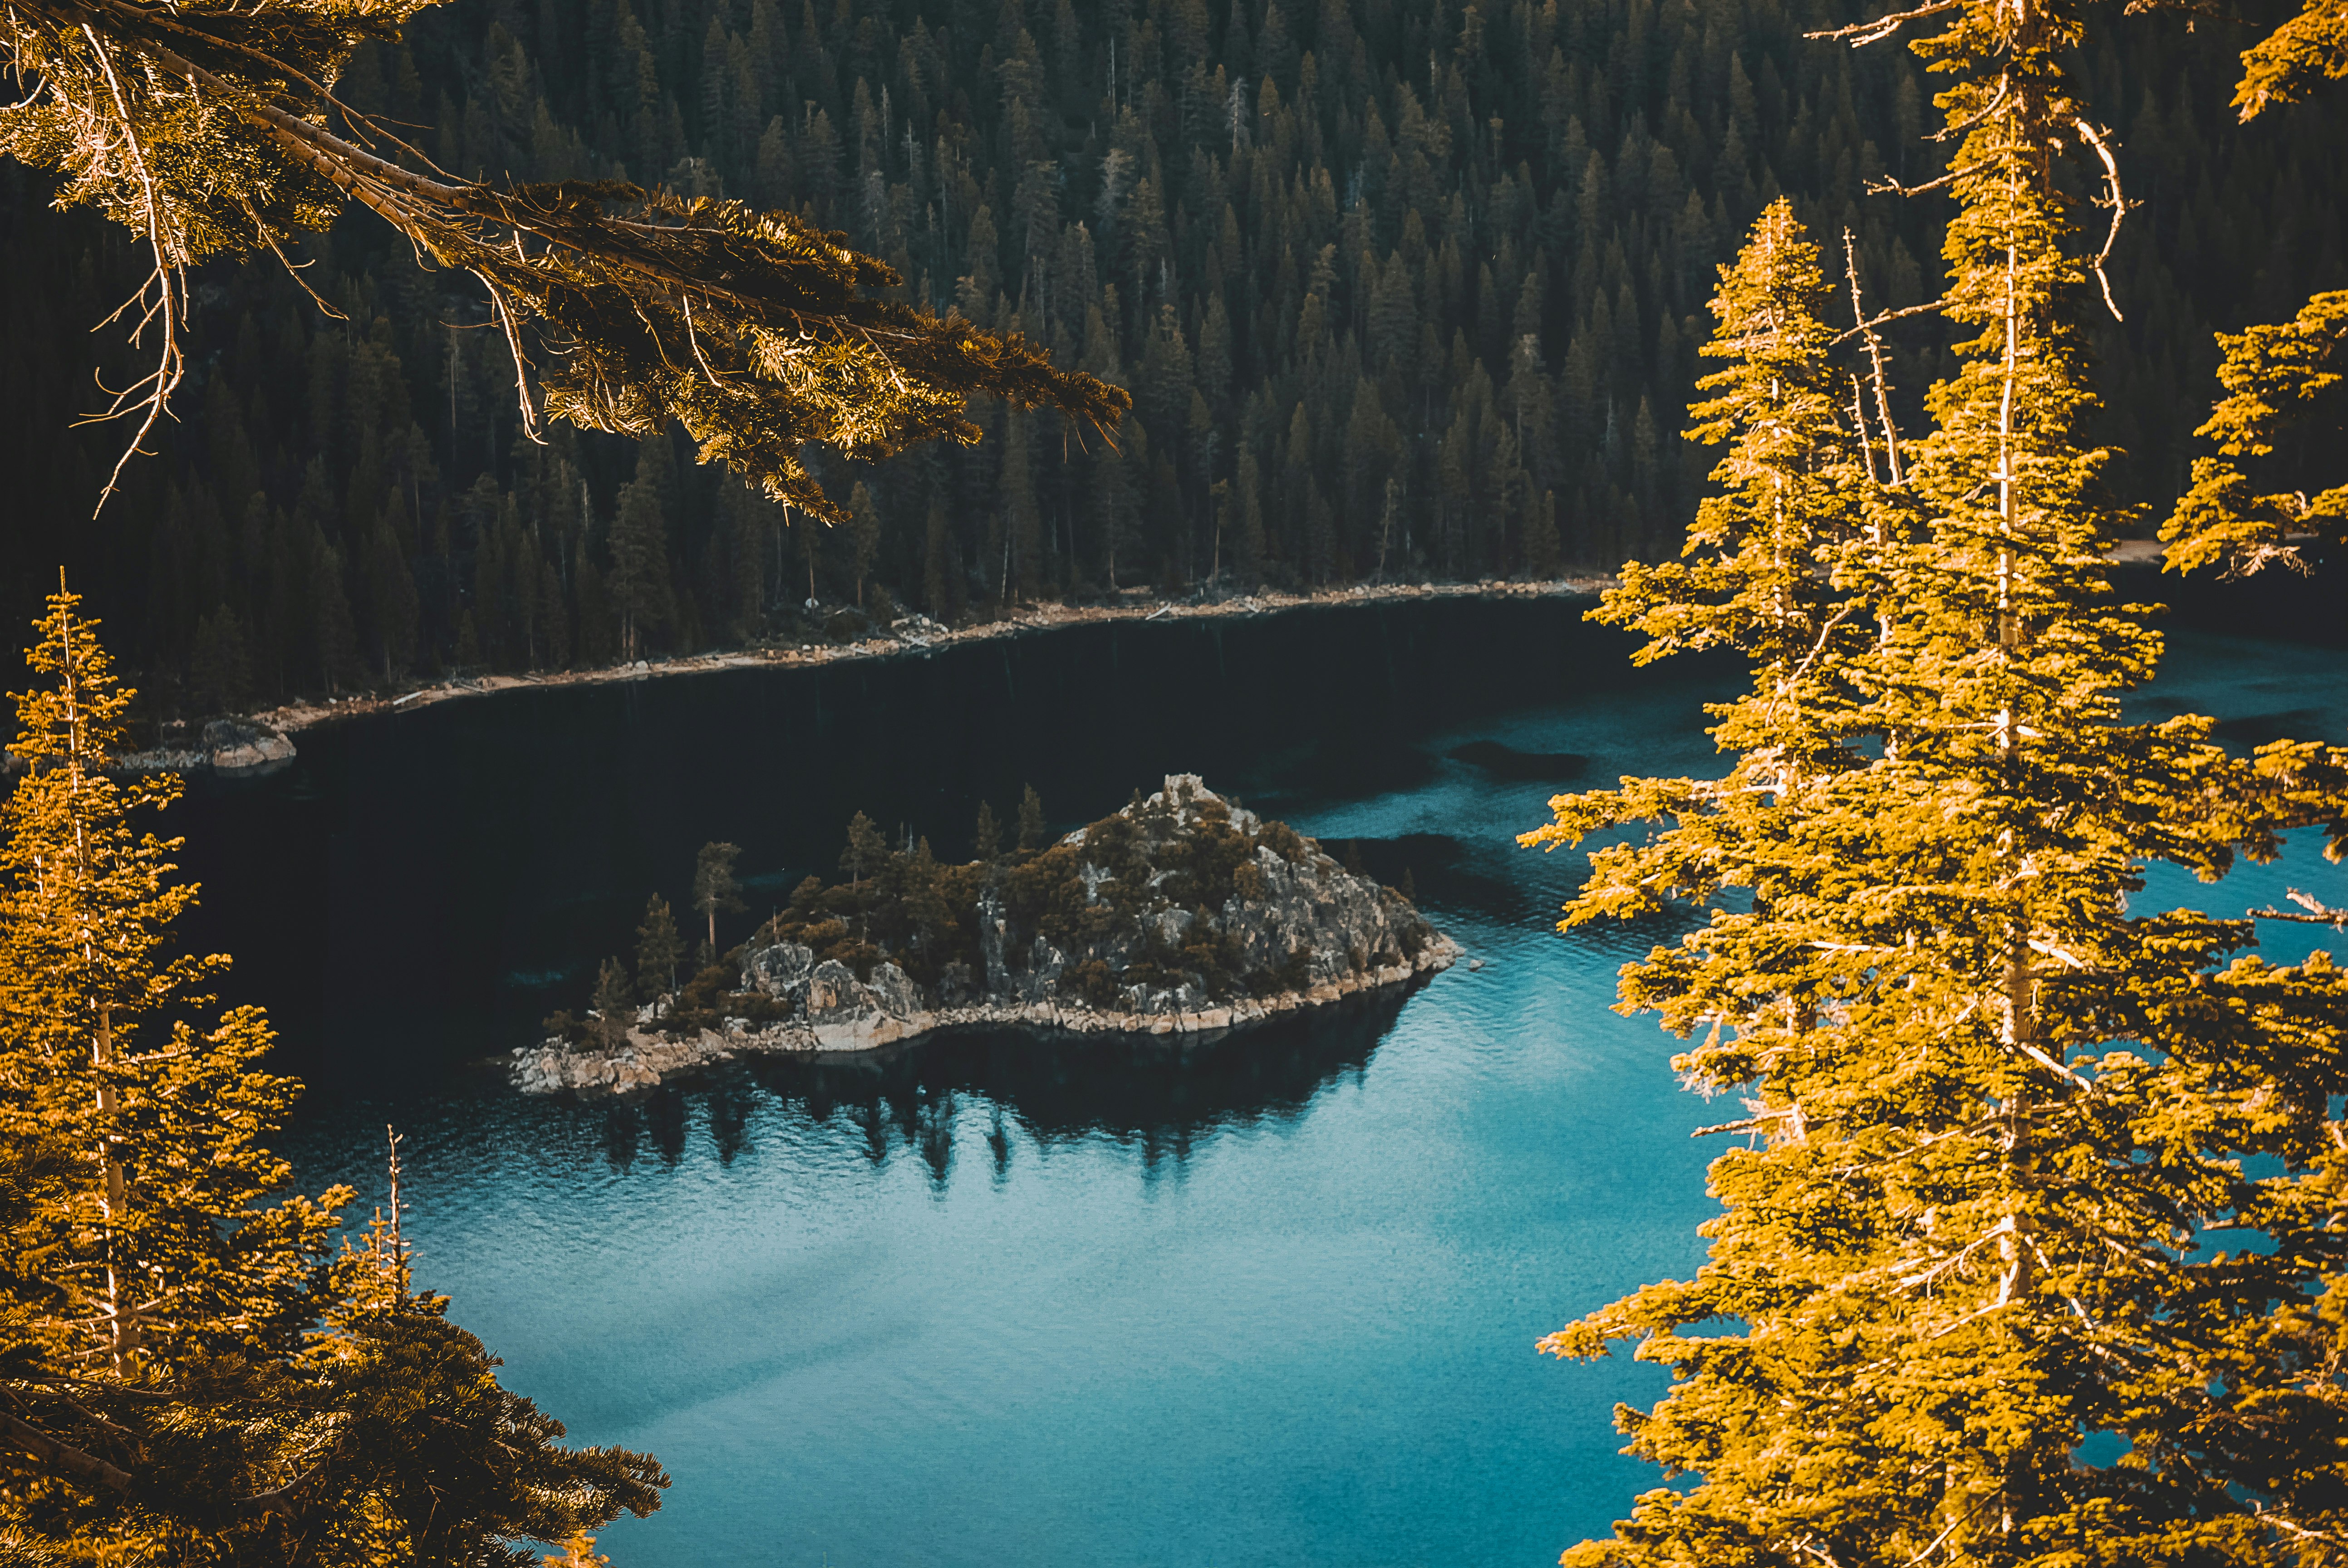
<box><xmin>589</xmin><ymin>954</ymin><xmax>634</xmax><ymax>1045</ymax></box>
<box><xmin>672</xmin><ymin>960</ymin><xmax>740</xmax><ymax>1024</ymax></box>
<box><xmin>972</xmin><ymin>799</ymin><xmax>1002</xmax><ymax>862</ymax></box>
<box><xmin>837</xmin><ymin>811</ymin><xmax>886</xmax><ymax>890</ymax></box>
<box><xmin>539</xmin><ymin>1007</ymin><xmax>588</xmax><ymax>1047</ymax></box>
<box><xmin>689</xmin><ymin>840</ymin><xmax>744</xmax><ymax>950</ymax></box>
<box><xmin>0</xmin><ymin>0</ymin><xmax>1126</xmax><ymax>530</ymax></box>
<box><xmin>8</xmin><ymin>0</ymin><xmax>2336</xmax><ymax>709</ymax></box>
<box><xmin>665</xmin><ymin>781</ymin><xmax>1430</xmax><ymax>1019</ymax></box>
<box><xmin>1016</xmin><ymin>785</ymin><xmax>1047</xmax><ymax>851</ymax></box>
<box><xmin>634</xmin><ymin>893</ymin><xmax>683</xmax><ymax>1004</ymax></box>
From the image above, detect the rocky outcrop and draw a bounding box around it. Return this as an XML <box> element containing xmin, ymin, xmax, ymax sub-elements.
<box><xmin>511</xmin><ymin>774</ymin><xmax>1458</xmax><ymax>1095</ymax></box>
<box><xmin>105</xmin><ymin>718</ymin><xmax>297</xmax><ymax>775</ymax></box>
<box><xmin>202</xmin><ymin>718</ymin><xmax>297</xmax><ymax>771</ymax></box>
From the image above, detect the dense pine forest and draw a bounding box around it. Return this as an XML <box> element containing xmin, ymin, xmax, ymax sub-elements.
<box><xmin>0</xmin><ymin>0</ymin><xmax>2338</xmax><ymax>715</ymax></box>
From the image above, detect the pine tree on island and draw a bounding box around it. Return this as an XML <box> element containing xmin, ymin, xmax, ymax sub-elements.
<box><xmin>634</xmin><ymin>895</ymin><xmax>683</xmax><ymax>1011</ymax></box>
<box><xmin>591</xmin><ymin>956</ymin><xmax>638</xmax><ymax>1046</ymax></box>
<box><xmin>691</xmin><ymin>842</ymin><xmax>745</xmax><ymax>957</ymax></box>
<box><xmin>1017</xmin><ymin>785</ymin><xmax>1049</xmax><ymax>852</ymax></box>
<box><xmin>839</xmin><ymin>813</ymin><xmax>887</xmax><ymax>893</ymax></box>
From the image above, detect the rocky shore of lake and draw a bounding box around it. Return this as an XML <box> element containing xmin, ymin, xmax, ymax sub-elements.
<box><xmin>508</xmin><ymin>774</ymin><xmax>1459</xmax><ymax>1095</ymax></box>
<box><xmin>1</xmin><ymin>717</ymin><xmax>299</xmax><ymax>779</ymax></box>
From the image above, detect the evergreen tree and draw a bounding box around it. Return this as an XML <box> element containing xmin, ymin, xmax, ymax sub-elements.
<box><xmin>691</xmin><ymin>840</ymin><xmax>745</xmax><ymax>953</ymax></box>
<box><xmin>1017</xmin><ymin>784</ymin><xmax>1047</xmax><ymax>851</ymax></box>
<box><xmin>2164</xmin><ymin>289</ymin><xmax>2347</xmax><ymax>576</ymax></box>
<box><xmin>923</xmin><ymin>494</ymin><xmax>958</xmax><ymax>623</ymax></box>
<box><xmin>973</xmin><ymin>799</ymin><xmax>1002</xmax><ymax>862</ymax></box>
<box><xmin>636</xmin><ymin>892</ymin><xmax>683</xmax><ymax>1005</ymax></box>
<box><xmin>1526</xmin><ymin>17</ymin><xmax>2348</xmax><ymax>1562</ymax></box>
<box><xmin>0</xmin><ymin>577</ymin><xmax>325</xmax><ymax>1377</ymax></box>
<box><xmin>0</xmin><ymin>580</ymin><xmax>665</xmax><ymax>1557</ymax></box>
<box><xmin>846</xmin><ymin>480</ymin><xmax>882</xmax><ymax>609</ymax></box>
<box><xmin>590</xmin><ymin>955</ymin><xmax>636</xmax><ymax>1046</ymax></box>
<box><xmin>2162</xmin><ymin>0</ymin><xmax>2348</xmax><ymax>592</ymax></box>
<box><xmin>188</xmin><ymin>603</ymin><xmax>253</xmax><ymax>713</ymax></box>
<box><xmin>1592</xmin><ymin>197</ymin><xmax>1885</xmax><ymax>777</ymax></box>
<box><xmin>609</xmin><ymin>470</ymin><xmax>675</xmax><ymax>661</ymax></box>
<box><xmin>839</xmin><ymin>810</ymin><xmax>886</xmax><ymax>892</ymax></box>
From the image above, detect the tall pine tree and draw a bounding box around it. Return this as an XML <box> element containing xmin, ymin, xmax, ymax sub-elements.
<box><xmin>0</xmin><ymin>579</ymin><xmax>666</xmax><ymax>1558</ymax></box>
<box><xmin>1526</xmin><ymin>2</ymin><xmax>2348</xmax><ymax>1557</ymax></box>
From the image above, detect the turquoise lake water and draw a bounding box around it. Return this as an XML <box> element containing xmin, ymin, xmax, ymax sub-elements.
<box><xmin>174</xmin><ymin>594</ymin><xmax>2345</xmax><ymax>1568</ymax></box>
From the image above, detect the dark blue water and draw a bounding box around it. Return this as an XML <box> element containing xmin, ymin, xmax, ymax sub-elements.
<box><xmin>173</xmin><ymin>593</ymin><xmax>2347</xmax><ymax>1568</ymax></box>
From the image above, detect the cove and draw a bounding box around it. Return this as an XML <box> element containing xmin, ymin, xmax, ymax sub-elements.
<box><xmin>171</xmin><ymin>586</ymin><xmax>2347</xmax><ymax>1568</ymax></box>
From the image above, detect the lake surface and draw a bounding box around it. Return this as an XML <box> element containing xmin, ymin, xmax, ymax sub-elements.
<box><xmin>175</xmin><ymin>586</ymin><xmax>2347</xmax><ymax>1568</ymax></box>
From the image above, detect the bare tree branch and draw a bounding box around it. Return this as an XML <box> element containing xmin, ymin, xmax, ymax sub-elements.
<box><xmin>1843</xmin><ymin>229</ymin><xmax>1906</xmax><ymax>485</ymax></box>
<box><xmin>1806</xmin><ymin>0</ymin><xmax>1962</xmax><ymax>46</ymax></box>
<box><xmin>2073</xmin><ymin>118</ymin><xmax>2130</xmax><ymax>323</ymax></box>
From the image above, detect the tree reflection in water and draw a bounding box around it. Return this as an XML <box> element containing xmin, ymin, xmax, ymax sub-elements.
<box><xmin>572</xmin><ymin>984</ymin><xmax>1415</xmax><ymax>1181</ymax></box>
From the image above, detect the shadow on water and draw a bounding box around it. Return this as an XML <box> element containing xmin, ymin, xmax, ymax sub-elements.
<box><xmin>1331</xmin><ymin>831</ymin><xmax>1533</xmax><ymax>920</ymax></box>
<box><xmin>313</xmin><ymin>986</ymin><xmax>1413</xmax><ymax>1189</ymax></box>
<box><xmin>737</xmin><ymin>986</ymin><xmax>1405</xmax><ymax>1173</ymax></box>
<box><xmin>1445</xmin><ymin>739</ymin><xmax>1592</xmax><ymax>781</ymax></box>
<box><xmin>2210</xmin><ymin>708</ymin><xmax>2330</xmax><ymax>750</ymax></box>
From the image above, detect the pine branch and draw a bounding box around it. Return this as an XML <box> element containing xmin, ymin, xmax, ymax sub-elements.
<box><xmin>0</xmin><ymin>0</ymin><xmax>1129</xmax><ymax>519</ymax></box>
<box><xmin>0</xmin><ymin>1410</ymin><xmax>133</xmax><ymax>1493</ymax></box>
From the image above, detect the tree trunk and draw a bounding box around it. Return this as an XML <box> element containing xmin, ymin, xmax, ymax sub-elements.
<box><xmin>93</xmin><ymin>1003</ymin><xmax>139</xmax><ymax>1369</ymax></box>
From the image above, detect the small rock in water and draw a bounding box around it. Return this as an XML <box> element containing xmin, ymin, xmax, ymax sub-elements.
<box><xmin>1468</xmin><ymin>958</ymin><xmax>1484</xmax><ymax>970</ymax></box>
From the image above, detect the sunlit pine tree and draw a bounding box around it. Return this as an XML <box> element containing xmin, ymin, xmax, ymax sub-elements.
<box><xmin>2161</xmin><ymin>2</ymin><xmax>2346</xmax><ymax>579</ymax></box>
<box><xmin>1590</xmin><ymin>196</ymin><xmax>1890</xmax><ymax>785</ymax></box>
<box><xmin>0</xmin><ymin>578</ymin><xmax>669</xmax><ymax>1558</ymax></box>
<box><xmin>1523</xmin><ymin>0</ymin><xmax>2348</xmax><ymax>1559</ymax></box>
<box><xmin>0</xmin><ymin>576</ymin><xmax>344</xmax><ymax>1379</ymax></box>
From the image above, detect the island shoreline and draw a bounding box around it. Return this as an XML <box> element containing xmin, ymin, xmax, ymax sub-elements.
<box><xmin>506</xmin><ymin>935</ymin><xmax>1462</xmax><ymax>1096</ymax></box>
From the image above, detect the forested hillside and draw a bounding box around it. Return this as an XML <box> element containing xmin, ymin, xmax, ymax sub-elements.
<box><xmin>0</xmin><ymin>0</ymin><xmax>2337</xmax><ymax>715</ymax></box>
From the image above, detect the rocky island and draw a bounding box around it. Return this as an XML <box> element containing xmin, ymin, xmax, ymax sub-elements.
<box><xmin>511</xmin><ymin>775</ymin><xmax>1458</xmax><ymax>1094</ymax></box>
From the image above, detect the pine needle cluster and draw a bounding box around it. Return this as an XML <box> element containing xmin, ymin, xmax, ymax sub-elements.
<box><xmin>0</xmin><ymin>0</ymin><xmax>1127</xmax><ymax>514</ymax></box>
<box><xmin>1526</xmin><ymin>0</ymin><xmax>2348</xmax><ymax>1558</ymax></box>
<box><xmin>2161</xmin><ymin>0</ymin><xmax>2348</xmax><ymax>578</ymax></box>
<box><xmin>0</xmin><ymin>580</ymin><xmax>666</xmax><ymax>1560</ymax></box>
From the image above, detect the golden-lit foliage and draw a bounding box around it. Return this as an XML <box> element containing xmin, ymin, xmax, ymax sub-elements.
<box><xmin>2164</xmin><ymin>289</ymin><xmax>2348</xmax><ymax>576</ymax></box>
<box><xmin>2160</xmin><ymin>0</ymin><xmax>2348</xmax><ymax>578</ymax></box>
<box><xmin>2231</xmin><ymin>0</ymin><xmax>2348</xmax><ymax>119</ymax></box>
<box><xmin>1523</xmin><ymin>0</ymin><xmax>2348</xmax><ymax>1557</ymax></box>
<box><xmin>0</xmin><ymin>0</ymin><xmax>1127</xmax><ymax>514</ymax></box>
<box><xmin>0</xmin><ymin>580</ymin><xmax>665</xmax><ymax>1561</ymax></box>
